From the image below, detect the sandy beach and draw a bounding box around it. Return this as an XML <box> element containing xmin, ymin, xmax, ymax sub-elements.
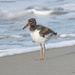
<box><xmin>0</xmin><ymin>46</ymin><xmax>75</xmax><ymax>75</ymax></box>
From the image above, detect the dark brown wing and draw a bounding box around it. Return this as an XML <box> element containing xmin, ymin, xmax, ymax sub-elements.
<box><xmin>36</xmin><ymin>25</ymin><xmax>57</xmax><ymax>37</ymax></box>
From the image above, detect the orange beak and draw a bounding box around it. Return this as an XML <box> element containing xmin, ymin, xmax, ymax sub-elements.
<box><xmin>23</xmin><ymin>24</ymin><xmax>30</xmax><ymax>29</ymax></box>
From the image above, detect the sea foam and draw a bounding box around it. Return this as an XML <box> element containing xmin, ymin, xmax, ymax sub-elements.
<box><xmin>59</xmin><ymin>34</ymin><xmax>75</xmax><ymax>38</ymax></box>
<box><xmin>0</xmin><ymin>40</ymin><xmax>75</xmax><ymax>57</ymax></box>
<box><xmin>27</xmin><ymin>9</ymin><xmax>52</xmax><ymax>15</ymax></box>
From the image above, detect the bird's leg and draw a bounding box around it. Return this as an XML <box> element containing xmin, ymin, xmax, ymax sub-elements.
<box><xmin>35</xmin><ymin>44</ymin><xmax>44</xmax><ymax>60</ymax></box>
<box><xmin>43</xmin><ymin>44</ymin><xmax>45</xmax><ymax>60</ymax></box>
<box><xmin>40</xmin><ymin>44</ymin><xmax>43</xmax><ymax>59</ymax></box>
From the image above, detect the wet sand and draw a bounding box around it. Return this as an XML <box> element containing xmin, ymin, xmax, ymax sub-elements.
<box><xmin>0</xmin><ymin>46</ymin><xmax>75</xmax><ymax>75</ymax></box>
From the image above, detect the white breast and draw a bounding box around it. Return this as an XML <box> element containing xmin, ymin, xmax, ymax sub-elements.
<box><xmin>30</xmin><ymin>29</ymin><xmax>49</xmax><ymax>44</ymax></box>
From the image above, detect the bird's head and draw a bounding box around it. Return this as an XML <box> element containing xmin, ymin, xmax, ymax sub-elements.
<box><xmin>23</xmin><ymin>18</ymin><xmax>36</xmax><ymax>29</ymax></box>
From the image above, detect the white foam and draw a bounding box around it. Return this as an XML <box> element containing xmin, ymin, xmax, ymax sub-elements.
<box><xmin>59</xmin><ymin>34</ymin><xmax>75</xmax><ymax>38</ymax></box>
<box><xmin>0</xmin><ymin>40</ymin><xmax>75</xmax><ymax>57</ymax></box>
<box><xmin>0</xmin><ymin>8</ymin><xmax>53</xmax><ymax>21</ymax></box>
<box><xmin>0</xmin><ymin>6</ymin><xmax>70</xmax><ymax>20</ymax></box>
<box><xmin>27</xmin><ymin>9</ymin><xmax>52</xmax><ymax>15</ymax></box>
<box><xmin>46</xmin><ymin>40</ymin><xmax>75</xmax><ymax>49</ymax></box>
<box><xmin>0</xmin><ymin>35</ymin><xmax>22</xmax><ymax>39</ymax></box>
<box><xmin>0</xmin><ymin>36</ymin><xmax>5</xmax><ymax>39</ymax></box>
<box><xmin>10</xmin><ymin>35</ymin><xmax>22</xmax><ymax>38</ymax></box>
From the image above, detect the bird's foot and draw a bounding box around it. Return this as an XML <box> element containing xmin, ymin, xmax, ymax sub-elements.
<box><xmin>35</xmin><ymin>57</ymin><xmax>46</xmax><ymax>60</ymax></box>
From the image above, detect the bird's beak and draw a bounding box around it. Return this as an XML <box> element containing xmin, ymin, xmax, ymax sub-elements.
<box><xmin>23</xmin><ymin>24</ymin><xmax>30</xmax><ymax>29</ymax></box>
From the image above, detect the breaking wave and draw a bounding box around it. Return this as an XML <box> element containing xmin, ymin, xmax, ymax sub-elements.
<box><xmin>0</xmin><ymin>6</ymin><xmax>68</xmax><ymax>21</ymax></box>
<box><xmin>0</xmin><ymin>33</ymin><xmax>75</xmax><ymax>39</ymax></box>
<box><xmin>0</xmin><ymin>35</ymin><xmax>22</xmax><ymax>39</ymax></box>
<box><xmin>0</xmin><ymin>39</ymin><xmax>75</xmax><ymax>57</ymax></box>
<box><xmin>59</xmin><ymin>34</ymin><xmax>75</xmax><ymax>38</ymax></box>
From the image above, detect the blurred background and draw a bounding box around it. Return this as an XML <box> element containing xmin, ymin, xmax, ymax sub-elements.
<box><xmin>0</xmin><ymin>0</ymin><xmax>75</xmax><ymax>56</ymax></box>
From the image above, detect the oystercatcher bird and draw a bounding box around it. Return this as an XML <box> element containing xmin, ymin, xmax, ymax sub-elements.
<box><xmin>23</xmin><ymin>18</ymin><xmax>57</xmax><ymax>60</ymax></box>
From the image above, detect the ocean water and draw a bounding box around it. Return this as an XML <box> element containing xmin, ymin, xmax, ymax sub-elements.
<box><xmin>0</xmin><ymin>0</ymin><xmax>75</xmax><ymax>57</ymax></box>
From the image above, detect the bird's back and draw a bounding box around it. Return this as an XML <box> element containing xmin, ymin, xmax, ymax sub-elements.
<box><xmin>36</xmin><ymin>25</ymin><xmax>57</xmax><ymax>37</ymax></box>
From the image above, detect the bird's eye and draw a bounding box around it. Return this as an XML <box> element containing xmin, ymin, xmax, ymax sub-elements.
<box><xmin>29</xmin><ymin>20</ymin><xmax>32</xmax><ymax>22</ymax></box>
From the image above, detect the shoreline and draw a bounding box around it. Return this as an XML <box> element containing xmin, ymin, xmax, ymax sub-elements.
<box><xmin>0</xmin><ymin>45</ymin><xmax>75</xmax><ymax>75</ymax></box>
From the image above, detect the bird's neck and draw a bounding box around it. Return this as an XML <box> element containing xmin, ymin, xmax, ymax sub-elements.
<box><xmin>30</xmin><ymin>25</ymin><xmax>36</xmax><ymax>31</ymax></box>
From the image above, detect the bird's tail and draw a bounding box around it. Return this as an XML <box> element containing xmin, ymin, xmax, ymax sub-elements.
<box><xmin>54</xmin><ymin>32</ymin><xmax>57</xmax><ymax>35</ymax></box>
